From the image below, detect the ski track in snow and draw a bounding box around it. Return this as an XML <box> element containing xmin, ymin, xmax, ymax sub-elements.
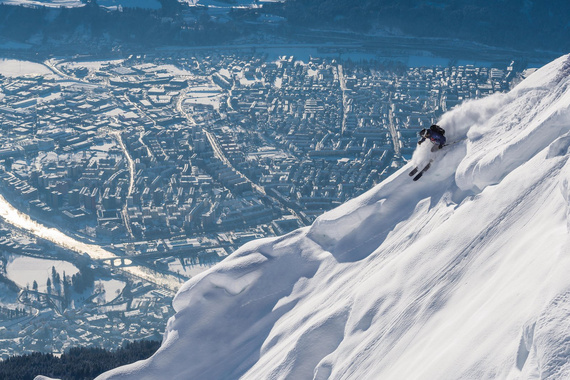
<box><xmin>81</xmin><ymin>54</ymin><xmax>570</xmax><ymax>380</ymax></box>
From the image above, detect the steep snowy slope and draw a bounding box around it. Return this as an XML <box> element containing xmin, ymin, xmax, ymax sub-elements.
<box><xmin>96</xmin><ymin>54</ymin><xmax>570</xmax><ymax>380</ymax></box>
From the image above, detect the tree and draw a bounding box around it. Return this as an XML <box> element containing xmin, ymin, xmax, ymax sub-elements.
<box><xmin>0</xmin><ymin>340</ymin><xmax>161</xmax><ymax>380</ymax></box>
<box><xmin>32</xmin><ymin>280</ymin><xmax>38</xmax><ymax>292</ymax></box>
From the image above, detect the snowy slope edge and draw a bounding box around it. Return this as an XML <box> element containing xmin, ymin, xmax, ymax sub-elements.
<box><xmin>81</xmin><ymin>53</ymin><xmax>570</xmax><ymax>380</ymax></box>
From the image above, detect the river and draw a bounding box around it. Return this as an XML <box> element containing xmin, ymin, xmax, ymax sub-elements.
<box><xmin>0</xmin><ymin>193</ymin><xmax>184</xmax><ymax>292</ymax></box>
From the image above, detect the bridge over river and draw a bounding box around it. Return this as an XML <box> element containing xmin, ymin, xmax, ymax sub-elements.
<box><xmin>0</xmin><ymin>193</ymin><xmax>184</xmax><ymax>293</ymax></box>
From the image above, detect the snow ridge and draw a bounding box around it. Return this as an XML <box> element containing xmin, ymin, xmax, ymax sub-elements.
<box><xmin>94</xmin><ymin>54</ymin><xmax>570</xmax><ymax>380</ymax></box>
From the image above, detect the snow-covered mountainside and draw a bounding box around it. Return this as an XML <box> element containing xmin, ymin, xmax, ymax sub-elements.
<box><xmin>97</xmin><ymin>54</ymin><xmax>570</xmax><ymax>380</ymax></box>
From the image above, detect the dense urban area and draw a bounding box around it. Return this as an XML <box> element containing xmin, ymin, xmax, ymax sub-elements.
<box><xmin>0</xmin><ymin>50</ymin><xmax>528</xmax><ymax>358</ymax></box>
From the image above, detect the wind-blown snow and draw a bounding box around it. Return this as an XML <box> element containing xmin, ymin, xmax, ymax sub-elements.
<box><xmin>92</xmin><ymin>54</ymin><xmax>570</xmax><ymax>380</ymax></box>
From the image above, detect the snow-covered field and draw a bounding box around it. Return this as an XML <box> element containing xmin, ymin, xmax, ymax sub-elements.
<box><xmin>0</xmin><ymin>59</ymin><xmax>52</xmax><ymax>78</ymax></box>
<box><xmin>63</xmin><ymin>59</ymin><xmax>125</xmax><ymax>71</ymax></box>
<box><xmin>93</xmin><ymin>279</ymin><xmax>126</xmax><ymax>304</ymax></box>
<box><xmin>97</xmin><ymin>0</ymin><xmax>161</xmax><ymax>10</ymax></box>
<box><xmin>0</xmin><ymin>0</ymin><xmax>82</xmax><ymax>7</ymax></box>
<box><xmin>0</xmin><ymin>0</ymin><xmax>160</xmax><ymax>9</ymax></box>
<box><xmin>185</xmin><ymin>0</ymin><xmax>256</xmax><ymax>7</ymax></box>
<box><xmin>75</xmin><ymin>54</ymin><xmax>570</xmax><ymax>379</ymax></box>
<box><xmin>182</xmin><ymin>93</ymin><xmax>223</xmax><ymax>108</ymax></box>
<box><xmin>159</xmin><ymin>64</ymin><xmax>194</xmax><ymax>77</ymax></box>
<box><xmin>6</xmin><ymin>256</ymin><xmax>79</xmax><ymax>292</ymax></box>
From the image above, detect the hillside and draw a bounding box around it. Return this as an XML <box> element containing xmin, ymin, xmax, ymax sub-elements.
<box><xmin>0</xmin><ymin>0</ymin><xmax>567</xmax><ymax>55</ymax></box>
<box><xmin>271</xmin><ymin>0</ymin><xmax>570</xmax><ymax>51</ymax></box>
<box><xmin>60</xmin><ymin>54</ymin><xmax>570</xmax><ymax>379</ymax></box>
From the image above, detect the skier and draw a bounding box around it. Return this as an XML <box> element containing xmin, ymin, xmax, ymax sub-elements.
<box><xmin>418</xmin><ymin>124</ymin><xmax>446</xmax><ymax>149</ymax></box>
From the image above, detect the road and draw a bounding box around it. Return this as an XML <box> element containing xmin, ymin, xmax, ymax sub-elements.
<box><xmin>43</xmin><ymin>58</ymin><xmax>101</xmax><ymax>88</ymax></box>
<box><xmin>338</xmin><ymin>64</ymin><xmax>349</xmax><ymax>134</ymax></box>
<box><xmin>0</xmin><ymin>62</ymin><xmax>183</xmax><ymax>292</ymax></box>
<box><xmin>176</xmin><ymin>89</ymin><xmax>263</xmax><ymax>192</ymax></box>
<box><xmin>174</xmin><ymin>90</ymin><xmax>315</xmax><ymax>225</ymax></box>
<box><xmin>111</xmin><ymin>131</ymin><xmax>135</xmax><ymax>239</ymax></box>
<box><xmin>121</xmin><ymin>94</ymin><xmax>155</xmax><ymax>159</ymax></box>
<box><xmin>339</xmin><ymin>64</ymin><xmax>401</xmax><ymax>156</ymax></box>
<box><xmin>388</xmin><ymin>102</ymin><xmax>402</xmax><ymax>157</ymax></box>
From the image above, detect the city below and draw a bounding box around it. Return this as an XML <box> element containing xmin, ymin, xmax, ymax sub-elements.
<box><xmin>0</xmin><ymin>47</ymin><xmax>533</xmax><ymax>358</ymax></box>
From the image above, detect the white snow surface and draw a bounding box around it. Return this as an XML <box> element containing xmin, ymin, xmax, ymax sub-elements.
<box><xmin>95</xmin><ymin>54</ymin><xmax>570</xmax><ymax>380</ymax></box>
<box><xmin>0</xmin><ymin>59</ymin><xmax>53</xmax><ymax>77</ymax></box>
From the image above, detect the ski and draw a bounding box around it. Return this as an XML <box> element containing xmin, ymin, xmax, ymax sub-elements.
<box><xmin>443</xmin><ymin>137</ymin><xmax>468</xmax><ymax>147</ymax></box>
<box><xmin>413</xmin><ymin>161</ymin><xmax>432</xmax><ymax>181</ymax></box>
<box><xmin>409</xmin><ymin>167</ymin><xmax>419</xmax><ymax>176</ymax></box>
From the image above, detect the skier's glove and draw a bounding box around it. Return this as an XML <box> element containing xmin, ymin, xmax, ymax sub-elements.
<box><xmin>418</xmin><ymin>141</ymin><xmax>422</xmax><ymax>145</ymax></box>
<box><xmin>438</xmin><ymin>144</ymin><xmax>443</xmax><ymax>149</ymax></box>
